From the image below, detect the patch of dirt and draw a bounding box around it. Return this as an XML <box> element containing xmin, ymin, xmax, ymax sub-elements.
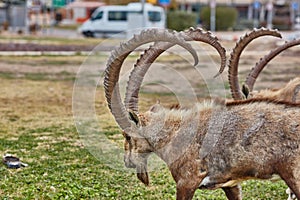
<box><xmin>0</xmin><ymin>63</ymin><xmax>79</xmax><ymax>74</ymax></box>
<box><xmin>0</xmin><ymin>38</ymin><xmax>299</xmax><ymax>99</ymax></box>
<box><xmin>0</xmin><ymin>43</ymin><xmax>94</xmax><ymax>51</ymax></box>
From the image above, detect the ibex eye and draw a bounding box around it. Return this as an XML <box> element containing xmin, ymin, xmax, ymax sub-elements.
<box><xmin>125</xmin><ymin>135</ymin><xmax>131</xmax><ymax>141</ymax></box>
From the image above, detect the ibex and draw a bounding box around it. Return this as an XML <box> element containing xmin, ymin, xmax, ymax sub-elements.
<box><xmin>104</xmin><ymin>28</ymin><xmax>300</xmax><ymax>199</ymax></box>
<box><xmin>226</xmin><ymin>29</ymin><xmax>300</xmax><ymax>200</ymax></box>
<box><xmin>199</xmin><ymin>98</ymin><xmax>300</xmax><ymax>199</ymax></box>
<box><xmin>248</xmin><ymin>77</ymin><xmax>300</xmax><ymax>102</ymax></box>
<box><xmin>244</xmin><ymin>38</ymin><xmax>300</xmax><ymax>102</ymax></box>
<box><xmin>227</xmin><ymin>29</ymin><xmax>300</xmax><ymax>102</ymax></box>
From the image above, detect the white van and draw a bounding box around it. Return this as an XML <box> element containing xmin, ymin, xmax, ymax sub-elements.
<box><xmin>78</xmin><ymin>3</ymin><xmax>166</xmax><ymax>38</ymax></box>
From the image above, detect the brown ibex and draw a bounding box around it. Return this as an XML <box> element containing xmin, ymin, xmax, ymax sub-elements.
<box><xmin>244</xmin><ymin>39</ymin><xmax>300</xmax><ymax>102</ymax></box>
<box><xmin>247</xmin><ymin>77</ymin><xmax>300</xmax><ymax>102</ymax></box>
<box><xmin>199</xmin><ymin>99</ymin><xmax>300</xmax><ymax>199</ymax></box>
<box><xmin>227</xmin><ymin>29</ymin><xmax>300</xmax><ymax>200</ymax></box>
<box><xmin>227</xmin><ymin>29</ymin><xmax>300</xmax><ymax>102</ymax></box>
<box><xmin>104</xmin><ymin>28</ymin><xmax>300</xmax><ymax>199</ymax></box>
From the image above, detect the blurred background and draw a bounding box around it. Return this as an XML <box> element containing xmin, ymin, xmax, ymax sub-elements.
<box><xmin>0</xmin><ymin>0</ymin><xmax>299</xmax><ymax>199</ymax></box>
<box><xmin>1</xmin><ymin>0</ymin><xmax>300</xmax><ymax>37</ymax></box>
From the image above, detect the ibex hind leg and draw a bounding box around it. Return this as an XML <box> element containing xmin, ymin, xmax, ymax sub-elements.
<box><xmin>222</xmin><ymin>185</ymin><xmax>242</xmax><ymax>200</ymax></box>
<box><xmin>279</xmin><ymin>170</ymin><xmax>300</xmax><ymax>199</ymax></box>
<box><xmin>284</xmin><ymin>181</ymin><xmax>300</xmax><ymax>200</ymax></box>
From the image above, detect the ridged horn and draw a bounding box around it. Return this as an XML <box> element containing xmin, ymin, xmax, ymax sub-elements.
<box><xmin>124</xmin><ymin>27</ymin><xmax>226</xmax><ymax>113</ymax></box>
<box><xmin>228</xmin><ymin>28</ymin><xmax>282</xmax><ymax>100</ymax></box>
<box><xmin>245</xmin><ymin>39</ymin><xmax>300</xmax><ymax>91</ymax></box>
<box><xmin>182</xmin><ymin>28</ymin><xmax>227</xmax><ymax>77</ymax></box>
<box><xmin>103</xmin><ymin>28</ymin><xmax>198</xmax><ymax>131</ymax></box>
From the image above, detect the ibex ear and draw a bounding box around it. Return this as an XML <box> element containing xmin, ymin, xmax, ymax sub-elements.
<box><xmin>242</xmin><ymin>84</ymin><xmax>250</xmax><ymax>99</ymax></box>
<box><xmin>128</xmin><ymin>110</ymin><xmax>139</xmax><ymax>125</ymax></box>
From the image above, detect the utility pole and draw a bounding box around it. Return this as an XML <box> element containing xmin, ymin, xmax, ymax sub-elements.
<box><xmin>141</xmin><ymin>0</ymin><xmax>145</xmax><ymax>28</ymax></box>
<box><xmin>210</xmin><ymin>0</ymin><xmax>216</xmax><ymax>32</ymax></box>
<box><xmin>266</xmin><ymin>0</ymin><xmax>273</xmax><ymax>29</ymax></box>
<box><xmin>253</xmin><ymin>0</ymin><xmax>260</xmax><ymax>28</ymax></box>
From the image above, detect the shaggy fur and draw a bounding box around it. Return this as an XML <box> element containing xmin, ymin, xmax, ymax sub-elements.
<box><xmin>198</xmin><ymin>101</ymin><xmax>300</xmax><ymax>199</ymax></box>
<box><xmin>247</xmin><ymin>77</ymin><xmax>300</xmax><ymax>103</ymax></box>
<box><xmin>123</xmin><ymin>100</ymin><xmax>300</xmax><ymax>200</ymax></box>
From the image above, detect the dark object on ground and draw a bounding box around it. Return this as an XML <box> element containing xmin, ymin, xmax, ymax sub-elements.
<box><xmin>2</xmin><ymin>154</ymin><xmax>28</xmax><ymax>169</ymax></box>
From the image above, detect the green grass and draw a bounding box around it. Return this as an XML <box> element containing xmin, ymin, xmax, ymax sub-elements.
<box><xmin>0</xmin><ymin>54</ymin><xmax>293</xmax><ymax>199</ymax></box>
<box><xmin>0</xmin><ymin>121</ymin><xmax>288</xmax><ymax>199</ymax></box>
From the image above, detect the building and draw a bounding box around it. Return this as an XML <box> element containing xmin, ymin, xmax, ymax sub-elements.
<box><xmin>175</xmin><ymin>0</ymin><xmax>300</xmax><ymax>30</ymax></box>
<box><xmin>64</xmin><ymin>1</ymin><xmax>105</xmax><ymax>24</ymax></box>
<box><xmin>0</xmin><ymin>0</ymin><xmax>27</xmax><ymax>31</ymax></box>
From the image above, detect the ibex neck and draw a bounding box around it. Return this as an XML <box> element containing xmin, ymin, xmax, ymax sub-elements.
<box><xmin>142</xmin><ymin>104</ymin><xmax>214</xmax><ymax>166</ymax></box>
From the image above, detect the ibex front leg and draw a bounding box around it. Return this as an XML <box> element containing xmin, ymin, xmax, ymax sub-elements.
<box><xmin>279</xmin><ymin>169</ymin><xmax>300</xmax><ymax>200</ymax></box>
<box><xmin>222</xmin><ymin>185</ymin><xmax>242</xmax><ymax>200</ymax></box>
<box><xmin>176</xmin><ymin>185</ymin><xmax>196</xmax><ymax>200</ymax></box>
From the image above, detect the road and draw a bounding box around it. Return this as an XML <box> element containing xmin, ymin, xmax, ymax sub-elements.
<box><xmin>37</xmin><ymin>27</ymin><xmax>82</xmax><ymax>39</ymax></box>
<box><xmin>36</xmin><ymin>27</ymin><xmax>300</xmax><ymax>42</ymax></box>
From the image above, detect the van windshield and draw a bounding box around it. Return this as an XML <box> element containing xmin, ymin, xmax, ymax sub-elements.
<box><xmin>108</xmin><ymin>11</ymin><xmax>127</xmax><ymax>21</ymax></box>
<box><xmin>91</xmin><ymin>11</ymin><xmax>103</xmax><ymax>21</ymax></box>
<box><xmin>148</xmin><ymin>11</ymin><xmax>161</xmax><ymax>22</ymax></box>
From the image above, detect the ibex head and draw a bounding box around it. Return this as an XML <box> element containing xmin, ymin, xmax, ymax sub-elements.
<box><xmin>243</xmin><ymin>39</ymin><xmax>300</xmax><ymax>102</ymax></box>
<box><xmin>123</xmin><ymin>103</ymin><xmax>170</xmax><ymax>184</ymax></box>
<box><xmin>121</xmin><ymin>111</ymin><xmax>150</xmax><ymax>184</ymax></box>
<box><xmin>228</xmin><ymin>28</ymin><xmax>300</xmax><ymax>101</ymax></box>
<box><xmin>103</xmin><ymin>28</ymin><xmax>226</xmax><ymax>185</ymax></box>
<box><xmin>227</xmin><ymin>28</ymin><xmax>282</xmax><ymax>100</ymax></box>
<box><xmin>244</xmin><ymin>39</ymin><xmax>300</xmax><ymax>97</ymax></box>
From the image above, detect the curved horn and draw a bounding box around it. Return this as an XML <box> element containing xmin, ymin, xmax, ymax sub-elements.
<box><xmin>245</xmin><ymin>39</ymin><xmax>300</xmax><ymax>91</ymax></box>
<box><xmin>124</xmin><ymin>42</ymin><xmax>170</xmax><ymax>113</ymax></box>
<box><xmin>228</xmin><ymin>28</ymin><xmax>282</xmax><ymax>100</ymax></box>
<box><xmin>104</xmin><ymin>28</ymin><xmax>198</xmax><ymax>131</ymax></box>
<box><xmin>124</xmin><ymin>27</ymin><xmax>226</xmax><ymax>113</ymax></box>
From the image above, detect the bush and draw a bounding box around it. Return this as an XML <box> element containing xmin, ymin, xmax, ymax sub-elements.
<box><xmin>272</xmin><ymin>18</ymin><xmax>292</xmax><ymax>30</ymax></box>
<box><xmin>200</xmin><ymin>6</ymin><xmax>238</xmax><ymax>31</ymax></box>
<box><xmin>167</xmin><ymin>11</ymin><xmax>197</xmax><ymax>31</ymax></box>
<box><xmin>234</xmin><ymin>19</ymin><xmax>254</xmax><ymax>30</ymax></box>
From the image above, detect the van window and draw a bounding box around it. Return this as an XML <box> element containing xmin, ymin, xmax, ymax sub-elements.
<box><xmin>91</xmin><ymin>11</ymin><xmax>103</xmax><ymax>21</ymax></box>
<box><xmin>108</xmin><ymin>11</ymin><xmax>127</xmax><ymax>21</ymax></box>
<box><xmin>148</xmin><ymin>11</ymin><xmax>161</xmax><ymax>22</ymax></box>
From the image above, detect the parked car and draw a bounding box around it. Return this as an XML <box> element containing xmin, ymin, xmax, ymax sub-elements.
<box><xmin>78</xmin><ymin>3</ymin><xmax>166</xmax><ymax>38</ymax></box>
